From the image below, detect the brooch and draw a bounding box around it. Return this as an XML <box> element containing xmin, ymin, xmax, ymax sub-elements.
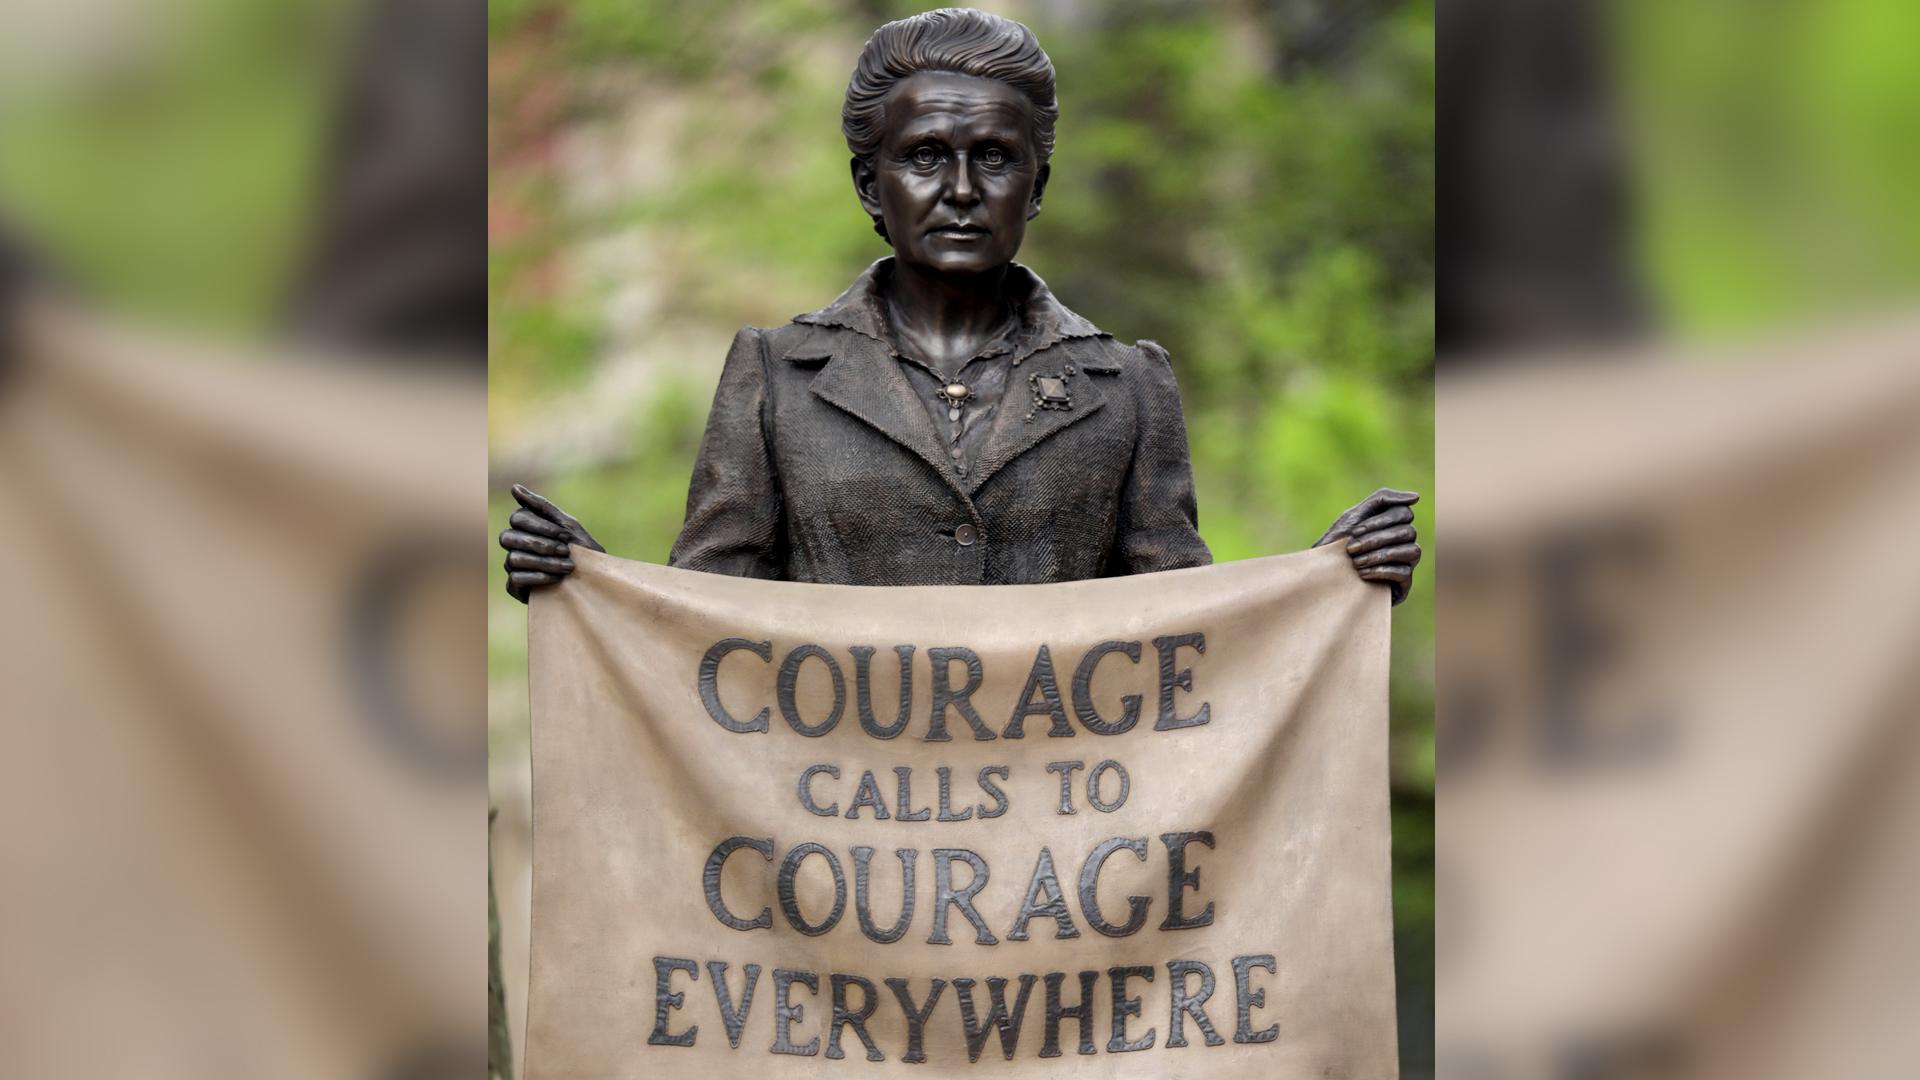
<box><xmin>1025</xmin><ymin>365</ymin><xmax>1074</xmax><ymax>421</ymax></box>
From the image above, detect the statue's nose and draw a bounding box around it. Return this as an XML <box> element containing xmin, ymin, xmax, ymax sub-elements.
<box><xmin>945</xmin><ymin>159</ymin><xmax>980</xmax><ymax>207</ymax></box>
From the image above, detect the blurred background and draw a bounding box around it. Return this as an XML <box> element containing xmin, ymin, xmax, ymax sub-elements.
<box><xmin>485</xmin><ymin>1</ymin><xmax>1435</xmax><ymax>1075</ymax></box>
<box><xmin>0</xmin><ymin>0</ymin><xmax>350</xmax><ymax>333</ymax></box>
<box><xmin>22</xmin><ymin>0</ymin><xmax>1915</xmax><ymax>1074</ymax></box>
<box><xmin>1439</xmin><ymin>1</ymin><xmax>1920</xmax><ymax>1078</ymax></box>
<box><xmin>0</xmin><ymin>0</ymin><xmax>484</xmax><ymax>1077</ymax></box>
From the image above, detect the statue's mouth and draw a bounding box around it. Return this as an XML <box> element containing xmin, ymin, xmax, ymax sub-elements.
<box><xmin>931</xmin><ymin>223</ymin><xmax>990</xmax><ymax>239</ymax></box>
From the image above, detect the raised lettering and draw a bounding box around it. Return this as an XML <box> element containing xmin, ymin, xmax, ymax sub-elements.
<box><xmin>928</xmin><ymin>848</ymin><xmax>996</xmax><ymax>945</ymax></box>
<box><xmin>777</xmin><ymin>843</ymin><xmax>847</xmax><ymax>936</ymax></box>
<box><xmin>1005</xmin><ymin>644</ymin><xmax>1072</xmax><ymax>738</ymax></box>
<box><xmin>851</xmin><ymin>846</ymin><xmax>916</xmax><ymax>945</ymax></box>
<box><xmin>699</xmin><ymin>638</ymin><xmax>771</xmax><ymax>733</ymax></box>
<box><xmin>1107</xmin><ymin>965</ymin><xmax>1156</xmax><ymax>1052</ymax></box>
<box><xmin>976</xmin><ymin>766</ymin><xmax>1011</xmax><ymax>818</ymax></box>
<box><xmin>706</xmin><ymin>961</ymin><xmax>761</xmax><ymax>1050</ymax></box>
<box><xmin>846</xmin><ymin>770</ymin><xmax>890</xmax><ymax>820</ymax></box>
<box><xmin>1166</xmin><ymin>960</ymin><xmax>1225</xmax><ymax>1048</ymax></box>
<box><xmin>1232</xmin><ymin>954</ymin><xmax>1279</xmax><ymax>1044</ymax></box>
<box><xmin>1007</xmin><ymin>847</ymin><xmax>1080</xmax><ymax>941</ymax></box>
<box><xmin>1087</xmin><ymin>759</ymin><xmax>1130</xmax><ymax>813</ymax></box>
<box><xmin>1047</xmin><ymin>760</ymin><xmax>1084</xmax><ymax>815</ymax></box>
<box><xmin>1079</xmin><ymin>836</ymin><xmax>1151</xmax><ymax>937</ymax></box>
<box><xmin>928</xmin><ymin>646</ymin><xmax>995</xmax><ymax>741</ymax></box>
<box><xmin>1160</xmin><ymin>831</ymin><xmax>1217</xmax><ymax>930</ymax></box>
<box><xmin>703</xmin><ymin>837</ymin><xmax>772</xmax><ymax>931</ymax></box>
<box><xmin>850</xmin><ymin>644</ymin><xmax>914</xmax><ymax>739</ymax></box>
<box><xmin>647</xmin><ymin>956</ymin><xmax>698</xmax><ymax>1047</ymax></box>
<box><xmin>885</xmin><ymin>977</ymin><xmax>947</xmax><ymax>1064</ymax></box>
<box><xmin>826</xmin><ymin>973</ymin><xmax>885</xmax><ymax>1061</ymax></box>
<box><xmin>1073</xmin><ymin>640</ymin><xmax>1143</xmax><ymax>735</ymax></box>
<box><xmin>1041</xmin><ymin>971</ymin><xmax>1098</xmax><ymax>1058</ymax></box>
<box><xmin>797</xmin><ymin>763</ymin><xmax>839</xmax><ymax>817</ymax></box>
<box><xmin>777</xmin><ymin>644</ymin><xmax>845</xmax><ymax>736</ymax></box>
<box><xmin>1153</xmin><ymin>633</ymin><xmax>1211</xmax><ymax>730</ymax></box>
<box><xmin>771</xmin><ymin>968</ymin><xmax>820</xmax><ymax>1056</ymax></box>
<box><xmin>936</xmin><ymin>766</ymin><xmax>974</xmax><ymax>821</ymax></box>
<box><xmin>894</xmin><ymin>766</ymin><xmax>931</xmax><ymax>822</ymax></box>
<box><xmin>953</xmin><ymin>975</ymin><xmax>1037</xmax><ymax>1062</ymax></box>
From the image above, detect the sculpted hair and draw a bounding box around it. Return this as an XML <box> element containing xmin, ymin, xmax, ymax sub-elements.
<box><xmin>842</xmin><ymin>7</ymin><xmax>1059</xmax><ymax>167</ymax></box>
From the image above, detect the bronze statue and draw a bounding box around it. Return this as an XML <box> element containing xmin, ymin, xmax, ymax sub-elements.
<box><xmin>501</xmin><ymin>8</ymin><xmax>1419</xmax><ymax>601</ymax></box>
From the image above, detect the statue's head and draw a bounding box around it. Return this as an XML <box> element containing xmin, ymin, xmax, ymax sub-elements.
<box><xmin>843</xmin><ymin>8</ymin><xmax>1057</xmax><ymax>277</ymax></box>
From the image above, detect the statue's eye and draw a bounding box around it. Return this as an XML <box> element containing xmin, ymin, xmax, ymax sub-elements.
<box><xmin>910</xmin><ymin>146</ymin><xmax>940</xmax><ymax>167</ymax></box>
<box><xmin>980</xmin><ymin>147</ymin><xmax>1006</xmax><ymax>166</ymax></box>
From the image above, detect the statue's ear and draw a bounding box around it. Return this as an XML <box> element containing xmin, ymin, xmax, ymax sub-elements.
<box><xmin>851</xmin><ymin>157</ymin><xmax>882</xmax><ymax>218</ymax></box>
<box><xmin>851</xmin><ymin>157</ymin><xmax>889</xmax><ymax>241</ymax></box>
<box><xmin>1027</xmin><ymin>162</ymin><xmax>1050</xmax><ymax>221</ymax></box>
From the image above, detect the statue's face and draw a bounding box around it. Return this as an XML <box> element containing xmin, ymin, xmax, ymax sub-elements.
<box><xmin>856</xmin><ymin>71</ymin><xmax>1048</xmax><ymax>276</ymax></box>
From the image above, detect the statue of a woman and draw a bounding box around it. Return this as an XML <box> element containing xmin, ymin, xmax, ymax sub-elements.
<box><xmin>501</xmin><ymin>8</ymin><xmax>1419</xmax><ymax>600</ymax></box>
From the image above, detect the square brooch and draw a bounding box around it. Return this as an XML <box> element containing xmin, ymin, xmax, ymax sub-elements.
<box><xmin>1028</xmin><ymin>372</ymin><xmax>1073</xmax><ymax>418</ymax></box>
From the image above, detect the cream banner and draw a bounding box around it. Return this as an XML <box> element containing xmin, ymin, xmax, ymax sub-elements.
<box><xmin>1437</xmin><ymin>328</ymin><xmax>1920</xmax><ymax>1079</ymax></box>
<box><xmin>526</xmin><ymin>545</ymin><xmax>1396</xmax><ymax>1078</ymax></box>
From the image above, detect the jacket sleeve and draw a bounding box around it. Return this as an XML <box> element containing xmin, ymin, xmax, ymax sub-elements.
<box><xmin>1109</xmin><ymin>340</ymin><xmax>1212</xmax><ymax>574</ymax></box>
<box><xmin>668</xmin><ymin>327</ymin><xmax>786</xmax><ymax>578</ymax></box>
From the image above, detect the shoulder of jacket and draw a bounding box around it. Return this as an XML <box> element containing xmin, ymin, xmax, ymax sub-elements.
<box><xmin>1072</xmin><ymin>337</ymin><xmax>1173</xmax><ymax>376</ymax></box>
<box><xmin>724</xmin><ymin>324</ymin><xmax>774</xmax><ymax>351</ymax></box>
<box><xmin>1132</xmin><ymin>339</ymin><xmax>1174</xmax><ymax>366</ymax></box>
<box><xmin>756</xmin><ymin>319</ymin><xmax>852</xmax><ymax>364</ymax></box>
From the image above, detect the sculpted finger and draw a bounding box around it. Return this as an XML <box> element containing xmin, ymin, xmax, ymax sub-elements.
<box><xmin>1345</xmin><ymin>524</ymin><xmax>1416</xmax><ymax>555</ymax></box>
<box><xmin>1352</xmin><ymin>543</ymin><xmax>1420</xmax><ymax>570</ymax></box>
<box><xmin>500</xmin><ymin>527</ymin><xmax>570</xmax><ymax>557</ymax></box>
<box><xmin>507</xmin><ymin>570</ymin><xmax>560</xmax><ymax>598</ymax></box>
<box><xmin>1320</xmin><ymin>506</ymin><xmax>1371</xmax><ymax>545</ymax></box>
<box><xmin>1358</xmin><ymin>564</ymin><xmax>1413</xmax><ymax>604</ymax></box>
<box><xmin>1351</xmin><ymin>505</ymin><xmax>1414</xmax><ymax>534</ymax></box>
<box><xmin>1340</xmin><ymin>488</ymin><xmax>1422</xmax><ymax>527</ymax></box>
<box><xmin>509</xmin><ymin>507</ymin><xmax>570</xmax><ymax>540</ymax></box>
<box><xmin>1327</xmin><ymin>504</ymin><xmax>1373</xmax><ymax>535</ymax></box>
<box><xmin>511</xmin><ymin>484</ymin><xmax>583</xmax><ymax>530</ymax></box>
<box><xmin>506</xmin><ymin>551</ymin><xmax>574</xmax><ymax>574</ymax></box>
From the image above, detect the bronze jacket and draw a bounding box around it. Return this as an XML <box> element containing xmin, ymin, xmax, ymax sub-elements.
<box><xmin>667</xmin><ymin>260</ymin><xmax>1211</xmax><ymax>584</ymax></box>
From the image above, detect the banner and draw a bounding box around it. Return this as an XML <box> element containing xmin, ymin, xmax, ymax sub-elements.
<box><xmin>0</xmin><ymin>302</ymin><xmax>483</xmax><ymax>1079</ymax></box>
<box><xmin>1436</xmin><ymin>328</ymin><xmax>1920</xmax><ymax>1079</ymax></box>
<box><xmin>527</xmin><ymin>545</ymin><xmax>1396</xmax><ymax>1078</ymax></box>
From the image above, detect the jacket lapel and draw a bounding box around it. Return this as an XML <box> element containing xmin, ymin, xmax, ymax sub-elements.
<box><xmin>787</xmin><ymin>258</ymin><xmax>1116</xmax><ymax>502</ymax></box>
<box><xmin>798</xmin><ymin>331</ymin><xmax>973</xmax><ymax>504</ymax></box>
<box><xmin>966</xmin><ymin>353</ymin><xmax>1108</xmax><ymax>494</ymax></box>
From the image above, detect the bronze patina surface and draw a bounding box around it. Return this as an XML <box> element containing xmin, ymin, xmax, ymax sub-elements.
<box><xmin>500</xmin><ymin>8</ymin><xmax>1419</xmax><ymax>600</ymax></box>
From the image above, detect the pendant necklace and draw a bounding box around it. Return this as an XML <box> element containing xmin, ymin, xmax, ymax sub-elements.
<box><xmin>888</xmin><ymin>299</ymin><xmax>1015</xmax><ymax>422</ymax></box>
<box><xmin>932</xmin><ymin>373</ymin><xmax>975</xmax><ymax>421</ymax></box>
<box><xmin>899</xmin><ymin>347</ymin><xmax>992</xmax><ymax>422</ymax></box>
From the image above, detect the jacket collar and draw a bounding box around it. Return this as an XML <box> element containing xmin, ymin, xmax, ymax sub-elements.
<box><xmin>791</xmin><ymin>257</ymin><xmax>1107</xmax><ymax>364</ymax></box>
<box><xmin>791</xmin><ymin>258</ymin><xmax>1116</xmax><ymax>501</ymax></box>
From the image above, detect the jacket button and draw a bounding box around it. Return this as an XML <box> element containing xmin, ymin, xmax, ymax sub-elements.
<box><xmin>954</xmin><ymin>524</ymin><xmax>978</xmax><ymax>546</ymax></box>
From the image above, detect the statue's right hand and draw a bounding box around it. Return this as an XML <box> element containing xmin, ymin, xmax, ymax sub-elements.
<box><xmin>499</xmin><ymin>483</ymin><xmax>606</xmax><ymax>603</ymax></box>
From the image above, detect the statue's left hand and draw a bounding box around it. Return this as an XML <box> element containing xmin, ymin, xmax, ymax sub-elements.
<box><xmin>500</xmin><ymin>484</ymin><xmax>604</xmax><ymax>603</ymax></box>
<box><xmin>1315</xmin><ymin>488</ymin><xmax>1422</xmax><ymax>605</ymax></box>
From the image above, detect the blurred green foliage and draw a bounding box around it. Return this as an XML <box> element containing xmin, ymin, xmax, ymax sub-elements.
<box><xmin>0</xmin><ymin>0</ymin><xmax>350</xmax><ymax>330</ymax></box>
<box><xmin>488</xmin><ymin>1</ymin><xmax>1433</xmax><ymax>1063</ymax></box>
<box><xmin>1620</xmin><ymin>0</ymin><xmax>1920</xmax><ymax>337</ymax></box>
